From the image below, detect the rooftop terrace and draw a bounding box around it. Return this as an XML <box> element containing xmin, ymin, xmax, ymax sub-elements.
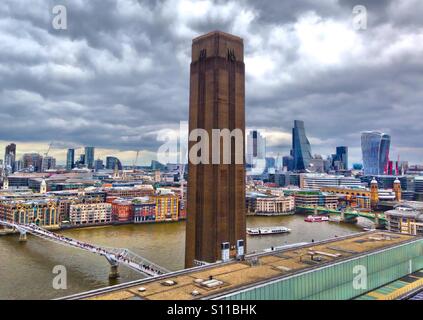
<box><xmin>63</xmin><ymin>231</ymin><xmax>419</xmax><ymax>300</ymax></box>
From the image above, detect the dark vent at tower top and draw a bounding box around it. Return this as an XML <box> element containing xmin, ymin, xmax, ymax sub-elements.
<box><xmin>199</xmin><ymin>49</ymin><xmax>207</xmax><ymax>60</ymax></box>
<box><xmin>227</xmin><ymin>48</ymin><xmax>236</xmax><ymax>61</ymax></box>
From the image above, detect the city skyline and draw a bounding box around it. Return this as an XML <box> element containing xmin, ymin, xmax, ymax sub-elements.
<box><xmin>1</xmin><ymin>1</ymin><xmax>423</xmax><ymax>165</ymax></box>
<box><xmin>1</xmin><ymin>2</ymin><xmax>423</xmax><ymax>303</ymax></box>
<box><xmin>0</xmin><ymin>124</ymin><xmax>412</xmax><ymax>169</ymax></box>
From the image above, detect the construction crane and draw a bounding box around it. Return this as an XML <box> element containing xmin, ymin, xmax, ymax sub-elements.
<box><xmin>44</xmin><ymin>142</ymin><xmax>53</xmax><ymax>157</ymax></box>
<box><xmin>133</xmin><ymin>150</ymin><xmax>140</xmax><ymax>172</ymax></box>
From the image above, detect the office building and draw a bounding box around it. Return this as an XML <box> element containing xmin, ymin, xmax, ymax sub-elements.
<box><xmin>292</xmin><ymin>120</ymin><xmax>312</xmax><ymax>171</ymax></box>
<box><xmin>301</xmin><ymin>173</ymin><xmax>363</xmax><ymax>189</ymax></box>
<box><xmin>41</xmin><ymin>156</ymin><xmax>56</xmax><ymax>171</ymax></box>
<box><xmin>265</xmin><ymin>157</ymin><xmax>275</xmax><ymax>173</ymax></box>
<box><xmin>294</xmin><ymin>191</ymin><xmax>338</xmax><ymax>209</ymax></box>
<box><xmin>246</xmin><ymin>130</ymin><xmax>266</xmax><ymax>165</ymax></box>
<box><xmin>22</xmin><ymin>153</ymin><xmax>43</xmax><ymax>172</ymax></box>
<box><xmin>332</xmin><ymin>146</ymin><xmax>348</xmax><ymax>170</ymax></box>
<box><xmin>309</xmin><ymin>158</ymin><xmax>325</xmax><ymax>173</ymax></box>
<box><xmin>185</xmin><ymin>31</ymin><xmax>246</xmax><ymax>267</ymax></box>
<box><xmin>413</xmin><ymin>177</ymin><xmax>423</xmax><ymax>201</ymax></box>
<box><xmin>66</xmin><ymin>149</ymin><xmax>75</xmax><ymax>170</ymax></box>
<box><xmin>94</xmin><ymin>159</ymin><xmax>104</xmax><ymax>171</ymax></box>
<box><xmin>361</xmin><ymin>131</ymin><xmax>391</xmax><ymax>175</ymax></box>
<box><xmin>84</xmin><ymin>147</ymin><xmax>95</xmax><ymax>169</ymax></box>
<box><xmin>4</xmin><ymin>143</ymin><xmax>16</xmax><ymax>172</ymax></box>
<box><xmin>282</xmin><ymin>155</ymin><xmax>294</xmax><ymax>171</ymax></box>
<box><xmin>106</xmin><ymin>156</ymin><xmax>122</xmax><ymax>170</ymax></box>
<box><xmin>246</xmin><ymin>193</ymin><xmax>295</xmax><ymax>215</ymax></box>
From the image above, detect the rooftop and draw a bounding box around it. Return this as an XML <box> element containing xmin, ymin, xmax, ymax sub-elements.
<box><xmin>65</xmin><ymin>231</ymin><xmax>418</xmax><ymax>300</ymax></box>
<box><xmin>192</xmin><ymin>30</ymin><xmax>243</xmax><ymax>43</ymax></box>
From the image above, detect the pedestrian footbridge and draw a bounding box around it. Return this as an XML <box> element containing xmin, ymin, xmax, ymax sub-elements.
<box><xmin>0</xmin><ymin>220</ymin><xmax>169</xmax><ymax>278</ymax></box>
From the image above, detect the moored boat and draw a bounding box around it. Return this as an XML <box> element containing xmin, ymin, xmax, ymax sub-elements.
<box><xmin>304</xmin><ymin>215</ymin><xmax>329</xmax><ymax>222</ymax></box>
<box><xmin>247</xmin><ymin>226</ymin><xmax>291</xmax><ymax>236</ymax></box>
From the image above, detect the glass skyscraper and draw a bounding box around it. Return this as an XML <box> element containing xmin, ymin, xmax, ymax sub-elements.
<box><xmin>4</xmin><ymin>143</ymin><xmax>16</xmax><ymax>172</ymax></box>
<box><xmin>335</xmin><ymin>146</ymin><xmax>348</xmax><ymax>170</ymax></box>
<box><xmin>84</xmin><ymin>146</ymin><xmax>95</xmax><ymax>169</ymax></box>
<box><xmin>106</xmin><ymin>156</ymin><xmax>122</xmax><ymax>170</ymax></box>
<box><xmin>292</xmin><ymin>120</ymin><xmax>312</xmax><ymax>171</ymax></box>
<box><xmin>66</xmin><ymin>148</ymin><xmax>75</xmax><ymax>170</ymax></box>
<box><xmin>361</xmin><ymin>131</ymin><xmax>391</xmax><ymax>175</ymax></box>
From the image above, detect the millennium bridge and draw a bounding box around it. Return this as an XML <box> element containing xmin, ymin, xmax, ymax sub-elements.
<box><xmin>0</xmin><ymin>220</ymin><xmax>169</xmax><ymax>278</ymax></box>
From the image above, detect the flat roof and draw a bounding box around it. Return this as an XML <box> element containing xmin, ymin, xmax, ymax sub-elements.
<box><xmin>64</xmin><ymin>231</ymin><xmax>419</xmax><ymax>300</ymax></box>
<box><xmin>192</xmin><ymin>30</ymin><xmax>243</xmax><ymax>43</ymax></box>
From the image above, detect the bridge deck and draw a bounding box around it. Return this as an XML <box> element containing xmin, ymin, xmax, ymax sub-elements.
<box><xmin>64</xmin><ymin>231</ymin><xmax>417</xmax><ymax>300</ymax></box>
<box><xmin>0</xmin><ymin>221</ymin><xmax>168</xmax><ymax>277</ymax></box>
<box><xmin>297</xmin><ymin>206</ymin><xmax>386</xmax><ymax>221</ymax></box>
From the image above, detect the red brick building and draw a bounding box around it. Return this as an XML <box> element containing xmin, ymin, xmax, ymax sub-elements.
<box><xmin>111</xmin><ymin>199</ymin><xmax>134</xmax><ymax>222</ymax></box>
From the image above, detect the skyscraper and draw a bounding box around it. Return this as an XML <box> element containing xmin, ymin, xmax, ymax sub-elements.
<box><xmin>334</xmin><ymin>146</ymin><xmax>348</xmax><ymax>170</ymax></box>
<box><xmin>78</xmin><ymin>154</ymin><xmax>85</xmax><ymax>167</ymax></box>
<box><xmin>246</xmin><ymin>130</ymin><xmax>266</xmax><ymax>175</ymax></box>
<box><xmin>84</xmin><ymin>146</ymin><xmax>95</xmax><ymax>169</ymax></box>
<box><xmin>94</xmin><ymin>159</ymin><xmax>104</xmax><ymax>171</ymax></box>
<box><xmin>283</xmin><ymin>155</ymin><xmax>294</xmax><ymax>171</ymax></box>
<box><xmin>41</xmin><ymin>156</ymin><xmax>56</xmax><ymax>171</ymax></box>
<box><xmin>361</xmin><ymin>131</ymin><xmax>391</xmax><ymax>175</ymax></box>
<box><xmin>22</xmin><ymin>153</ymin><xmax>43</xmax><ymax>172</ymax></box>
<box><xmin>66</xmin><ymin>148</ymin><xmax>75</xmax><ymax>170</ymax></box>
<box><xmin>106</xmin><ymin>156</ymin><xmax>122</xmax><ymax>170</ymax></box>
<box><xmin>337</xmin><ymin>146</ymin><xmax>348</xmax><ymax>170</ymax></box>
<box><xmin>185</xmin><ymin>31</ymin><xmax>246</xmax><ymax>268</ymax></box>
<box><xmin>4</xmin><ymin>143</ymin><xmax>16</xmax><ymax>172</ymax></box>
<box><xmin>246</xmin><ymin>130</ymin><xmax>266</xmax><ymax>164</ymax></box>
<box><xmin>292</xmin><ymin>120</ymin><xmax>312</xmax><ymax>171</ymax></box>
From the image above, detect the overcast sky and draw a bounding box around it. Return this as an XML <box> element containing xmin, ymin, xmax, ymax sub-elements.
<box><xmin>1</xmin><ymin>0</ymin><xmax>423</xmax><ymax>166</ymax></box>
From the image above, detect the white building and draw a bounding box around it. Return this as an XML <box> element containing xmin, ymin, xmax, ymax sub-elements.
<box><xmin>247</xmin><ymin>130</ymin><xmax>266</xmax><ymax>175</ymax></box>
<box><xmin>301</xmin><ymin>173</ymin><xmax>364</xmax><ymax>190</ymax></box>
<box><xmin>69</xmin><ymin>203</ymin><xmax>112</xmax><ymax>225</ymax></box>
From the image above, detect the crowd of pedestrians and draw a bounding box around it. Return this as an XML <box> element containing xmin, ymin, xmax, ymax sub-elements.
<box><xmin>23</xmin><ymin>223</ymin><xmax>163</xmax><ymax>275</ymax></box>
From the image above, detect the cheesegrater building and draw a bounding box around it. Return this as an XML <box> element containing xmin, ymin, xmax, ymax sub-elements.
<box><xmin>185</xmin><ymin>31</ymin><xmax>246</xmax><ymax>268</ymax></box>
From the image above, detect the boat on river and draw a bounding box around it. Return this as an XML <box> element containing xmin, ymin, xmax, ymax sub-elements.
<box><xmin>304</xmin><ymin>215</ymin><xmax>329</xmax><ymax>223</ymax></box>
<box><xmin>247</xmin><ymin>226</ymin><xmax>291</xmax><ymax>236</ymax></box>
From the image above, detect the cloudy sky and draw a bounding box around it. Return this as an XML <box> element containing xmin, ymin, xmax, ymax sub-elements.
<box><xmin>1</xmin><ymin>0</ymin><xmax>423</xmax><ymax>166</ymax></box>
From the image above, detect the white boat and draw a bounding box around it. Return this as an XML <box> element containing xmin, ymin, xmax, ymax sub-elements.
<box><xmin>247</xmin><ymin>226</ymin><xmax>291</xmax><ymax>236</ymax></box>
<box><xmin>304</xmin><ymin>215</ymin><xmax>329</xmax><ymax>222</ymax></box>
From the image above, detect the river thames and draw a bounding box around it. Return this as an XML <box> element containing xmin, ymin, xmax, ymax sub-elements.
<box><xmin>0</xmin><ymin>214</ymin><xmax>369</xmax><ymax>299</ymax></box>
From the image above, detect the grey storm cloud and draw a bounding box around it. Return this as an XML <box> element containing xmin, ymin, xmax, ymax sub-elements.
<box><xmin>0</xmin><ymin>0</ymin><xmax>423</xmax><ymax>164</ymax></box>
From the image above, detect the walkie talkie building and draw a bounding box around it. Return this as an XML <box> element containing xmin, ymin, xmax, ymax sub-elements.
<box><xmin>361</xmin><ymin>131</ymin><xmax>391</xmax><ymax>175</ymax></box>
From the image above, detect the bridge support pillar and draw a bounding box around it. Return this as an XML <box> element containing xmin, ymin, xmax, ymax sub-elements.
<box><xmin>109</xmin><ymin>265</ymin><xmax>120</xmax><ymax>279</ymax></box>
<box><xmin>19</xmin><ymin>231</ymin><xmax>27</xmax><ymax>242</ymax></box>
<box><xmin>373</xmin><ymin>214</ymin><xmax>384</xmax><ymax>229</ymax></box>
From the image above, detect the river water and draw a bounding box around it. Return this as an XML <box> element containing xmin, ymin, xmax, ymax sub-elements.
<box><xmin>0</xmin><ymin>214</ymin><xmax>367</xmax><ymax>299</ymax></box>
